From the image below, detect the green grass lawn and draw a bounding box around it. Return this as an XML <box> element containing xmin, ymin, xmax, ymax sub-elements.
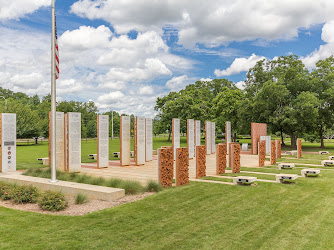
<box><xmin>1</xmin><ymin>169</ymin><xmax>334</xmax><ymax>248</ymax></box>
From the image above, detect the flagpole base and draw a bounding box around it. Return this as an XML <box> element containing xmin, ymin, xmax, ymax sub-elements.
<box><xmin>49</xmin><ymin>179</ymin><xmax>59</xmax><ymax>183</ymax></box>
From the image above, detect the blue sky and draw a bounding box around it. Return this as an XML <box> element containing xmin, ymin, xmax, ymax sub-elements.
<box><xmin>0</xmin><ymin>0</ymin><xmax>333</xmax><ymax>117</ymax></box>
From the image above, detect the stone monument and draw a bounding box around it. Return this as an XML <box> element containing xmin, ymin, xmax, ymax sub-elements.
<box><xmin>0</xmin><ymin>113</ymin><xmax>16</xmax><ymax>172</ymax></box>
<box><xmin>187</xmin><ymin>119</ymin><xmax>195</xmax><ymax>159</ymax></box>
<box><xmin>145</xmin><ymin>118</ymin><xmax>153</xmax><ymax>162</ymax></box>
<box><xmin>120</xmin><ymin>116</ymin><xmax>130</xmax><ymax>166</ymax></box>
<box><xmin>211</xmin><ymin>122</ymin><xmax>216</xmax><ymax>153</ymax></box>
<box><xmin>225</xmin><ymin>121</ymin><xmax>231</xmax><ymax>154</ymax></box>
<box><xmin>251</xmin><ymin>122</ymin><xmax>267</xmax><ymax>154</ymax></box>
<box><xmin>66</xmin><ymin>112</ymin><xmax>81</xmax><ymax>172</ymax></box>
<box><xmin>97</xmin><ymin>114</ymin><xmax>109</xmax><ymax>168</ymax></box>
<box><xmin>205</xmin><ymin>121</ymin><xmax>211</xmax><ymax>155</ymax></box>
<box><xmin>134</xmin><ymin>116</ymin><xmax>145</xmax><ymax>165</ymax></box>
<box><xmin>172</xmin><ymin>118</ymin><xmax>180</xmax><ymax>160</ymax></box>
<box><xmin>49</xmin><ymin>111</ymin><xmax>66</xmax><ymax>171</ymax></box>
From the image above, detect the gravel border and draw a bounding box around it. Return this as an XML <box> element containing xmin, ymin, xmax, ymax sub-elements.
<box><xmin>0</xmin><ymin>192</ymin><xmax>154</xmax><ymax>216</ymax></box>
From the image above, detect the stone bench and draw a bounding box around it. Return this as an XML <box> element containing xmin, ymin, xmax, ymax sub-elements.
<box><xmin>321</xmin><ymin>160</ymin><xmax>334</xmax><ymax>166</ymax></box>
<box><xmin>113</xmin><ymin>152</ymin><xmax>120</xmax><ymax>158</ymax></box>
<box><xmin>301</xmin><ymin>169</ymin><xmax>320</xmax><ymax>177</ymax></box>
<box><xmin>278</xmin><ymin>163</ymin><xmax>295</xmax><ymax>169</ymax></box>
<box><xmin>130</xmin><ymin>151</ymin><xmax>134</xmax><ymax>157</ymax></box>
<box><xmin>328</xmin><ymin>156</ymin><xmax>334</xmax><ymax>160</ymax></box>
<box><xmin>286</xmin><ymin>151</ymin><xmax>297</xmax><ymax>155</ymax></box>
<box><xmin>319</xmin><ymin>151</ymin><xmax>329</xmax><ymax>155</ymax></box>
<box><xmin>276</xmin><ymin>174</ymin><xmax>298</xmax><ymax>183</ymax></box>
<box><xmin>37</xmin><ymin>158</ymin><xmax>49</xmax><ymax>165</ymax></box>
<box><xmin>242</xmin><ymin>143</ymin><xmax>248</xmax><ymax>151</ymax></box>
<box><xmin>88</xmin><ymin>154</ymin><xmax>97</xmax><ymax>160</ymax></box>
<box><xmin>233</xmin><ymin>176</ymin><xmax>257</xmax><ymax>185</ymax></box>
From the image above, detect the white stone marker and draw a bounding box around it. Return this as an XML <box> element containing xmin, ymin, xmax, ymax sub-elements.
<box><xmin>278</xmin><ymin>163</ymin><xmax>295</xmax><ymax>169</ymax></box>
<box><xmin>301</xmin><ymin>169</ymin><xmax>320</xmax><ymax>177</ymax></box>
<box><xmin>276</xmin><ymin>174</ymin><xmax>298</xmax><ymax>183</ymax></box>
<box><xmin>187</xmin><ymin>119</ymin><xmax>195</xmax><ymax>159</ymax></box>
<box><xmin>260</xmin><ymin>135</ymin><xmax>271</xmax><ymax>154</ymax></box>
<box><xmin>242</xmin><ymin>143</ymin><xmax>248</xmax><ymax>151</ymax></box>
<box><xmin>97</xmin><ymin>114</ymin><xmax>109</xmax><ymax>168</ymax></box>
<box><xmin>321</xmin><ymin>160</ymin><xmax>334</xmax><ymax>166</ymax></box>
<box><xmin>120</xmin><ymin>116</ymin><xmax>130</xmax><ymax>166</ymax></box>
<box><xmin>145</xmin><ymin>118</ymin><xmax>153</xmax><ymax>162</ymax></box>
<box><xmin>206</xmin><ymin>121</ymin><xmax>211</xmax><ymax>155</ymax></box>
<box><xmin>225</xmin><ymin>121</ymin><xmax>231</xmax><ymax>154</ymax></box>
<box><xmin>56</xmin><ymin>112</ymin><xmax>65</xmax><ymax>171</ymax></box>
<box><xmin>233</xmin><ymin>176</ymin><xmax>257</xmax><ymax>185</ymax></box>
<box><xmin>135</xmin><ymin>116</ymin><xmax>145</xmax><ymax>165</ymax></box>
<box><xmin>66</xmin><ymin>112</ymin><xmax>81</xmax><ymax>172</ymax></box>
<box><xmin>172</xmin><ymin>118</ymin><xmax>180</xmax><ymax>160</ymax></box>
<box><xmin>211</xmin><ymin>122</ymin><xmax>216</xmax><ymax>153</ymax></box>
<box><xmin>0</xmin><ymin>113</ymin><xmax>16</xmax><ymax>172</ymax></box>
<box><xmin>195</xmin><ymin>120</ymin><xmax>201</xmax><ymax>146</ymax></box>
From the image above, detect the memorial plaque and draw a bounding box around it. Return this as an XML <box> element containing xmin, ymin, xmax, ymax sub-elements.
<box><xmin>205</xmin><ymin>121</ymin><xmax>211</xmax><ymax>155</ymax></box>
<box><xmin>211</xmin><ymin>122</ymin><xmax>216</xmax><ymax>153</ymax></box>
<box><xmin>135</xmin><ymin>116</ymin><xmax>145</xmax><ymax>165</ymax></box>
<box><xmin>0</xmin><ymin>113</ymin><xmax>16</xmax><ymax>172</ymax></box>
<box><xmin>225</xmin><ymin>121</ymin><xmax>231</xmax><ymax>154</ymax></box>
<box><xmin>145</xmin><ymin>118</ymin><xmax>153</xmax><ymax>162</ymax></box>
<box><xmin>172</xmin><ymin>118</ymin><xmax>180</xmax><ymax>160</ymax></box>
<box><xmin>187</xmin><ymin>119</ymin><xmax>195</xmax><ymax>159</ymax></box>
<box><xmin>120</xmin><ymin>116</ymin><xmax>130</xmax><ymax>166</ymax></box>
<box><xmin>66</xmin><ymin>112</ymin><xmax>81</xmax><ymax>172</ymax></box>
<box><xmin>97</xmin><ymin>115</ymin><xmax>109</xmax><ymax>168</ymax></box>
<box><xmin>195</xmin><ymin>120</ymin><xmax>201</xmax><ymax>147</ymax></box>
<box><xmin>260</xmin><ymin>136</ymin><xmax>271</xmax><ymax>154</ymax></box>
<box><xmin>49</xmin><ymin>112</ymin><xmax>66</xmax><ymax>171</ymax></box>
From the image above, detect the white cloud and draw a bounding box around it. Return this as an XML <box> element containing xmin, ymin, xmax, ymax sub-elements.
<box><xmin>166</xmin><ymin>75</ymin><xmax>193</xmax><ymax>91</ymax></box>
<box><xmin>139</xmin><ymin>85</ymin><xmax>154</xmax><ymax>95</ymax></box>
<box><xmin>302</xmin><ymin>21</ymin><xmax>334</xmax><ymax>68</ymax></box>
<box><xmin>96</xmin><ymin>91</ymin><xmax>125</xmax><ymax>104</ymax></box>
<box><xmin>214</xmin><ymin>54</ymin><xmax>266</xmax><ymax>77</ymax></box>
<box><xmin>0</xmin><ymin>0</ymin><xmax>49</xmax><ymax>20</ymax></box>
<box><xmin>70</xmin><ymin>0</ymin><xmax>334</xmax><ymax>48</ymax></box>
<box><xmin>235</xmin><ymin>81</ymin><xmax>246</xmax><ymax>90</ymax></box>
<box><xmin>200</xmin><ymin>78</ymin><xmax>212</xmax><ymax>82</ymax></box>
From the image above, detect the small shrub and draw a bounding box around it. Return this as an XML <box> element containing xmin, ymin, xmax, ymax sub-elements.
<box><xmin>145</xmin><ymin>180</ymin><xmax>163</xmax><ymax>192</ymax></box>
<box><xmin>121</xmin><ymin>180</ymin><xmax>144</xmax><ymax>195</ymax></box>
<box><xmin>106</xmin><ymin>178</ymin><xmax>123</xmax><ymax>188</ymax></box>
<box><xmin>74</xmin><ymin>174</ymin><xmax>92</xmax><ymax>184</ymax></box>
<box><xmin>69</xmin><ymin>172</ymin><xmax>78</xmax><ymax>180</ymax></box>
<box><xmin>12</xmin><ymin>185</ymin><xmax>39</xmax><ymax>203</ymax></box>
<box><xmin>75</xmin><ymin>193</ymin><xmax>88</xmax><ymax>204</ymax></box>
<box><xmin>89</xmin><ymin>177</ymin><xmax>106</xmax><ymax>186</ymax></box>
<box><xmin>0</xmin><ymin>182</ymin><xmax>13</xmax><ymax>200</ymax></box>
<box><xmin>39</xmin><ymin>191</ymin><xmax>68</xmax><ymax>211</ymax></box>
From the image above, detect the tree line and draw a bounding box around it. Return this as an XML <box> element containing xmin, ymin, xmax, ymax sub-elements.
<box><xmin>154</xmin><ymin>55</ymin><xmax>334</xmax><ymax>148</ymax></box>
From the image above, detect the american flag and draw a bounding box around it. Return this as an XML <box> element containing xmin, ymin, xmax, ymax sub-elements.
<box><xmin>55</xmin><ymin>14</ymin><xmax>59</xmax><ymax>79</ymax></box>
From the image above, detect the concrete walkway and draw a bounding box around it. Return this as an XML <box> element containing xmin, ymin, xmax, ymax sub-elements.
<box><xmin>79</xmin><ymin>153</ymin><xmax>271</xmax><ymax>184</ymax></box>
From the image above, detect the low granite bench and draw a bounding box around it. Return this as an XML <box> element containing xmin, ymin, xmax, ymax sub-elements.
<box><xmin>233</xmin><ymin>176</ymin><xmax>257</xmax><ymax>185</ymax></box>
<box><xmin>321</xmin><ymin>160</ymin><xmax>334</xmax><ymax>166</ymax></box>
<box><xmin>130</xmin><ymin>151</ymin><xmax>134</xmax><ymax>157</ymax></box>
<box><xmin>329</xmin><ymin>156</ymin><xmax>334</xmax><ymax>160</ymax></box>
<box><xmin>276</xmin><ymin>174</ymin><xmax>298</xmax><ymax>183</ymax></box>
<box><xmin>88</xmin><ymin>154</ymin><xmax>97</xmax><ymax>160</ymax></box>
<box><xmin>301</xmin><ymin>169</ymin><xmax>320</xmax><ymax>177</ymax></box>
<box><xmin>278</xmin><ymin>163</ymin><xmax>295</xmax><ymax>169</ymax></box>
<box><xmin>37</xmin><ymin>158</ymin><xmax>49</xmax><ymax>165</ymax></box>
<box><xmin>286</xmin><ymin>151</ymin><xmax>297</xmax><ymax>155</ymax></box>
<box><xmin>319</xmin><ymin>151</ymin><xmax>329</xmax><ymax>155</ymax></box>
<box><xmin>113</xmin><ymin>152</ymin><xmax>120</xmax><ymax>158</ymax></box>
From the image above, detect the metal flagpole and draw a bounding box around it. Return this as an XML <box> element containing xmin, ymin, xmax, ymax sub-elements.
<box><xmin>50</xmin><ymin>0</ymin><xmax>57</xmax><ymax>182</ymax></box>
<box><xmin>111</xmin><ymin>110</ymin><xmax>114</xmax><ymax>139</ymax></box>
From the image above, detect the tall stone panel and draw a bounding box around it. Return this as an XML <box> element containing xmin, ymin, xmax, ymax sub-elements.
<box><xmin>66</xmin><ymin>112</ymin><xmax>81</xmax><ymax>172</ymax></box>
<box><xmin>205</xmin><ymin>121</ymin><xmax>211</xmax><ymax>155</ymax></box>
<box><xmin>187</xmin><ymin>119</ymin><xmax>195</xmax><ymax>159</ymax></box>
<box><xmin>194</xmin><ymin>120</ymin><xmax>201</xmax><ymax>156</ymax></box>
<box><xmin>172</xmin><ymin>118</ymin><xmax>180</xmax><ymax>160</ymax></box>
<box><xmin>134</xmin><ymin>116</ymin><xmax>145</xmax><ymax>166</ymax></box>
<box><xmin>0</xmin><ymin>113</ymin><xmax>16</xmax><ymax>172</ymax></box>
<box><xmin>216</xmin><ymin>143</ymin><xmax>227</xmax><ymax>175</ymax></box>
<box><xmin>270</xmin><ymin>141</ymin><xmax>276</xmax><ymax>165</ymax></box>
<box><xmin>258</xmin><ymin>141</ymin><xmax>266</xmax><ymax>167</ymax></box>
<box><xmin>145</xmin><ymin>118</ymin><xmax>153</xmax><ymax>162</ymax></box>
<box><xmin>251</xmin><ymin>122</ymin><xmax>267</xmax><ymax>154</ymax></box>
<box><xmin>120</xmin><ymin>116</ymin><xmax>130</xmax><ymax>166</ymax></box>
<box><xmin>196</xmin><ymin>145</ymin><xmax>206</xmax><ymax>178</ymax></box>
<box><xmin>49</xmin><ymin>112</ymin><xmax>66</xmax><ymax>171</ymax></box>
<box><xmin>275</xmin><ymin>139</ymin><xmax>281</xmax><ymax>158</ymax></box>
<box><xmin>176</xmin><ymin>147</ymin><xmax>189</xmax><ymax>186</ymax></box>
<box><xmin>225</xmin><ymin>121</ymin><xmax>231</xmax><ymax>154</ymax></box>
<box><xmin>297</xmin><ymin>139</ymin><xmax>302</xmax><ymax>158</ymax></box>
<box><xmin>211</xmin><ymin>122</ymin><xmax>216</xmax><ymax>153</ymax></box>
<box><xmin>158</xmin><ymin>147</ymin><xmax>173</xmax><ymax>188</ymax></box>
<box><xmin>231</xmin><ymin>144</ymin><xmax>241</xmax><ymax>173</ymax></box>
<box><xmin>97</xmin><ymin>114</ymin><xmax>109</xmax><ymax>168</ymax></box>
<box><xmin>260</xmin><ymin>136</ymin><xmax>271</xmax><ymax>155</ymax></box>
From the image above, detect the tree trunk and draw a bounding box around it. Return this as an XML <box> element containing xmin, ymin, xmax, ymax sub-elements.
<box><xmin>280</xmin><ymin>129</ymin><xmax>286</xmax><ymax>146</ymax></box>
<box><xmin>234</xmin><ymin>132</ymin><xmax>237</xmax><ymax>142</ymax></box>
<box><xmin>290</xmin><ymin>133</ymin><xmax>297</xmax><ymax>148</ymax></box>
<box><xmin>167</xmin><ymin>131</ymin><xmax>171</xmax><ymax>142</ymax></box>
<box><xmin>320</xmin><ymin>125</ymin><xmax>325</xmax><ymax>148</ymax></box>
<box><xmin>35</xmin><ymin>138</ymin><xmax>38</xmax><ymax>144</ymax></box>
